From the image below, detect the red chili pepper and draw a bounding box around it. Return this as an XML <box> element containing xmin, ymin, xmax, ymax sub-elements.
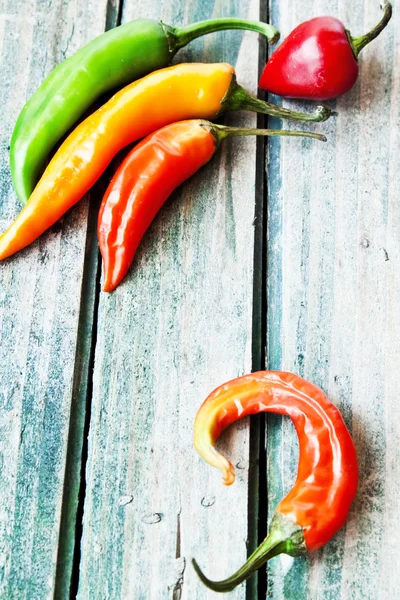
<box><xmin>98</xmin><ymin>120</ymin><xmax>325</xmax><ymax>292</ymax></box>
<box><xmin>259</xmin><ymin>2</ymin><xmax>392</xmax><ymax>100</ymax></box>
<box><xmin>192</xmin><ymin>371</ymin><xmax>358</xmax><ymax>593</ymax></box>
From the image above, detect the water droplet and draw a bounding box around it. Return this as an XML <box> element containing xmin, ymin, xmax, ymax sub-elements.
<box><xmin>118</xmin><ymin>495</ymin><xmax>133</xmax><ymax>506</ymax></box>
<box><xmin>142</xmin><ymin>513</ymin><xmax>162</xmax><ymax>524</ymax></box>
<box><xmin>201</xmin><ymin>496</ymin><xmax>216</xmax><ymax>508</ymax></box>
<box><xmin>93</xmin><ymin>541</ymin><xmax>102</xmax><ymax>554</ymax></box>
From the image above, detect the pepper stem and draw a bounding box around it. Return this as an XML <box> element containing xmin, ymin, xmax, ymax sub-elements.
<box><xmin>166</xmin><ymin>18</ymin><xmax>280</xmax><ymax>54</ymax></box>
<box><xmin>349</xmin><ymin>2</ymin><xmax>392</xmax><ymax>58</ymax></box>
<box><xmin>192</xmin><ymin>513</ymin><xmax>306</xmax><ymax>593</ymax></box>
<box><xmin>221</xmin><ymin>77</ymin><xmax>332</xmax><ymax>122</ymax></box>
<box><xmin>202</xmin><ymin>122</ymin><xmax>327</xmax><ymax>144</ymax></box>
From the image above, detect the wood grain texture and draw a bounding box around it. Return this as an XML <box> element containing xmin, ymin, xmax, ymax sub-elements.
<box><xmin>0</xmin><ymin>1</ymin><xmax>108</xmax><ymax>597</ymax></box>
<box><xmin>266</xmin><ymin>0</ymin><xmax>399</xmax><ymax>598</ymax></box>
<box><xmin>77</xmin><ymin>0</ymin><xmax>263</xmax><ymax>598</ymax></box>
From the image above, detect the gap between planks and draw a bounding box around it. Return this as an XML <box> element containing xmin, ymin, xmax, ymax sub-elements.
<box><xmin>248</xmin><ymin>0</ymin><xmax>271</xmax><ymax>598</ymax></box>
<box><xmin>53</xmin><ymin>1</ymin><xmax>125</xmax><ymax>597</ymax></box>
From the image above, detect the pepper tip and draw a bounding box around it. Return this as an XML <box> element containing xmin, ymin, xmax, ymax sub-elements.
<box><xmin>222</xmin><ymin>464</ymin><xmax>236</xmax><ymax>486</ymax></box>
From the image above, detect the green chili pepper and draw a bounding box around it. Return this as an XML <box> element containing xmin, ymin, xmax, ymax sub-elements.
<box><xmin>10</xmin><ymin>18</ymin><xmax>279</xmax><ymax>205</ymax></box>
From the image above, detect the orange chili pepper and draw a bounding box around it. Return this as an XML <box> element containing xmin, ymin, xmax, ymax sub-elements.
<box><xmin>192</xmin><ymin>370</ymin><xmax>358</xmax><ymax>593</ymax></box>
<box><xmin>0</xmin><ymin>63</ymin><xmax>330</xmax><ymax>261</ymax></box>
<box><xmin>98</xmin><ymin>120</ymin><xmax>325</xmax><ymax>292</ymax></box>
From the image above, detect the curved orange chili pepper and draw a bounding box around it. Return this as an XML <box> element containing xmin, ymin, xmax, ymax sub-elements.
<box><xmin>98</xmin><ymin>120</ymin><xmax>325</xmax><ymax>292</ymax></box>
<box><xmin>192</xmin><ymin>370</ymin><xmax>358</xmax><ymax>593</ymax></box>
<box><xmin>0</xmin><ymin>63</ymin><xmax>330</xmax><ymax>261</ymax></box>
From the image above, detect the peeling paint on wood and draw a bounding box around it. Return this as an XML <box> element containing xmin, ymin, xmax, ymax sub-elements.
<box><xmin>266</xmin><ymin>0</ymin><xmax>399</xmax><ymax>598</ymax></box>
<box><xmin>1</xmin><ymin>0</ymin><xmax>398</xmax><ymax>597</ymax></box>
<box><xmin>0</xmin><ymin>1</ymin><xmax>109</xmax><ymax>597</ymax></box>
<box><xmin>77</xmin><ymin>0</ymin><xmax>262</xmax><ymax>598</ymax></box>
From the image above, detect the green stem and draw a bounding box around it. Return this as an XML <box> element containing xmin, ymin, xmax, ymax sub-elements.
<box><xmin>203</xmin><ymin>122</ymin><xmax>327</xmax><ymax>144</ymax></box>
<box><xmin>165</xmin><ymin>18</ymin><xmax>280</xmax><ymax>54</ymax></box>
<box><xmin>349</xmin><ymin>2</ymin><xmax>392</xmax><ymax>58</ymax></box>
<box><xmin>220</xmin><ymin>77</ymin><xmax>332</xmax><ymax>123</ymax></box>
<box><xmin>192</xmin><ymin>513</ymin><xmax>306</xmax><ymax>593</ymax></box>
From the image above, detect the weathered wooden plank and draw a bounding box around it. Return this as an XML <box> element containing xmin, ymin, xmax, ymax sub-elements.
<box><xmin>266</xmin><ymin>0</ymin><xmax>399</xmax><ymax>598</ymax></box>
<box><xmin>77</xmin><ymin>0</ymin><xmax>264</xmax><ymax>598</ymax></box>
<box><xmin>0</xmin><ymin>1</ymin><xmax>110</xmax><ymax>597</ymax></box>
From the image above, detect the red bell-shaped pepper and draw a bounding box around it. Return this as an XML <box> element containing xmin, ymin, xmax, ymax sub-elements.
<box><xmin>259</xmin><ymin>2</ymin><xmax>392</xmax><ymax>101</ymax></box>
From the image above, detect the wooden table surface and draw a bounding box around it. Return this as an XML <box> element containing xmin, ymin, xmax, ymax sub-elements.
<box><xmin>0</xmin><ymin>0</ymin><xmax>398</xmax><ymax>598</ymax></box>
